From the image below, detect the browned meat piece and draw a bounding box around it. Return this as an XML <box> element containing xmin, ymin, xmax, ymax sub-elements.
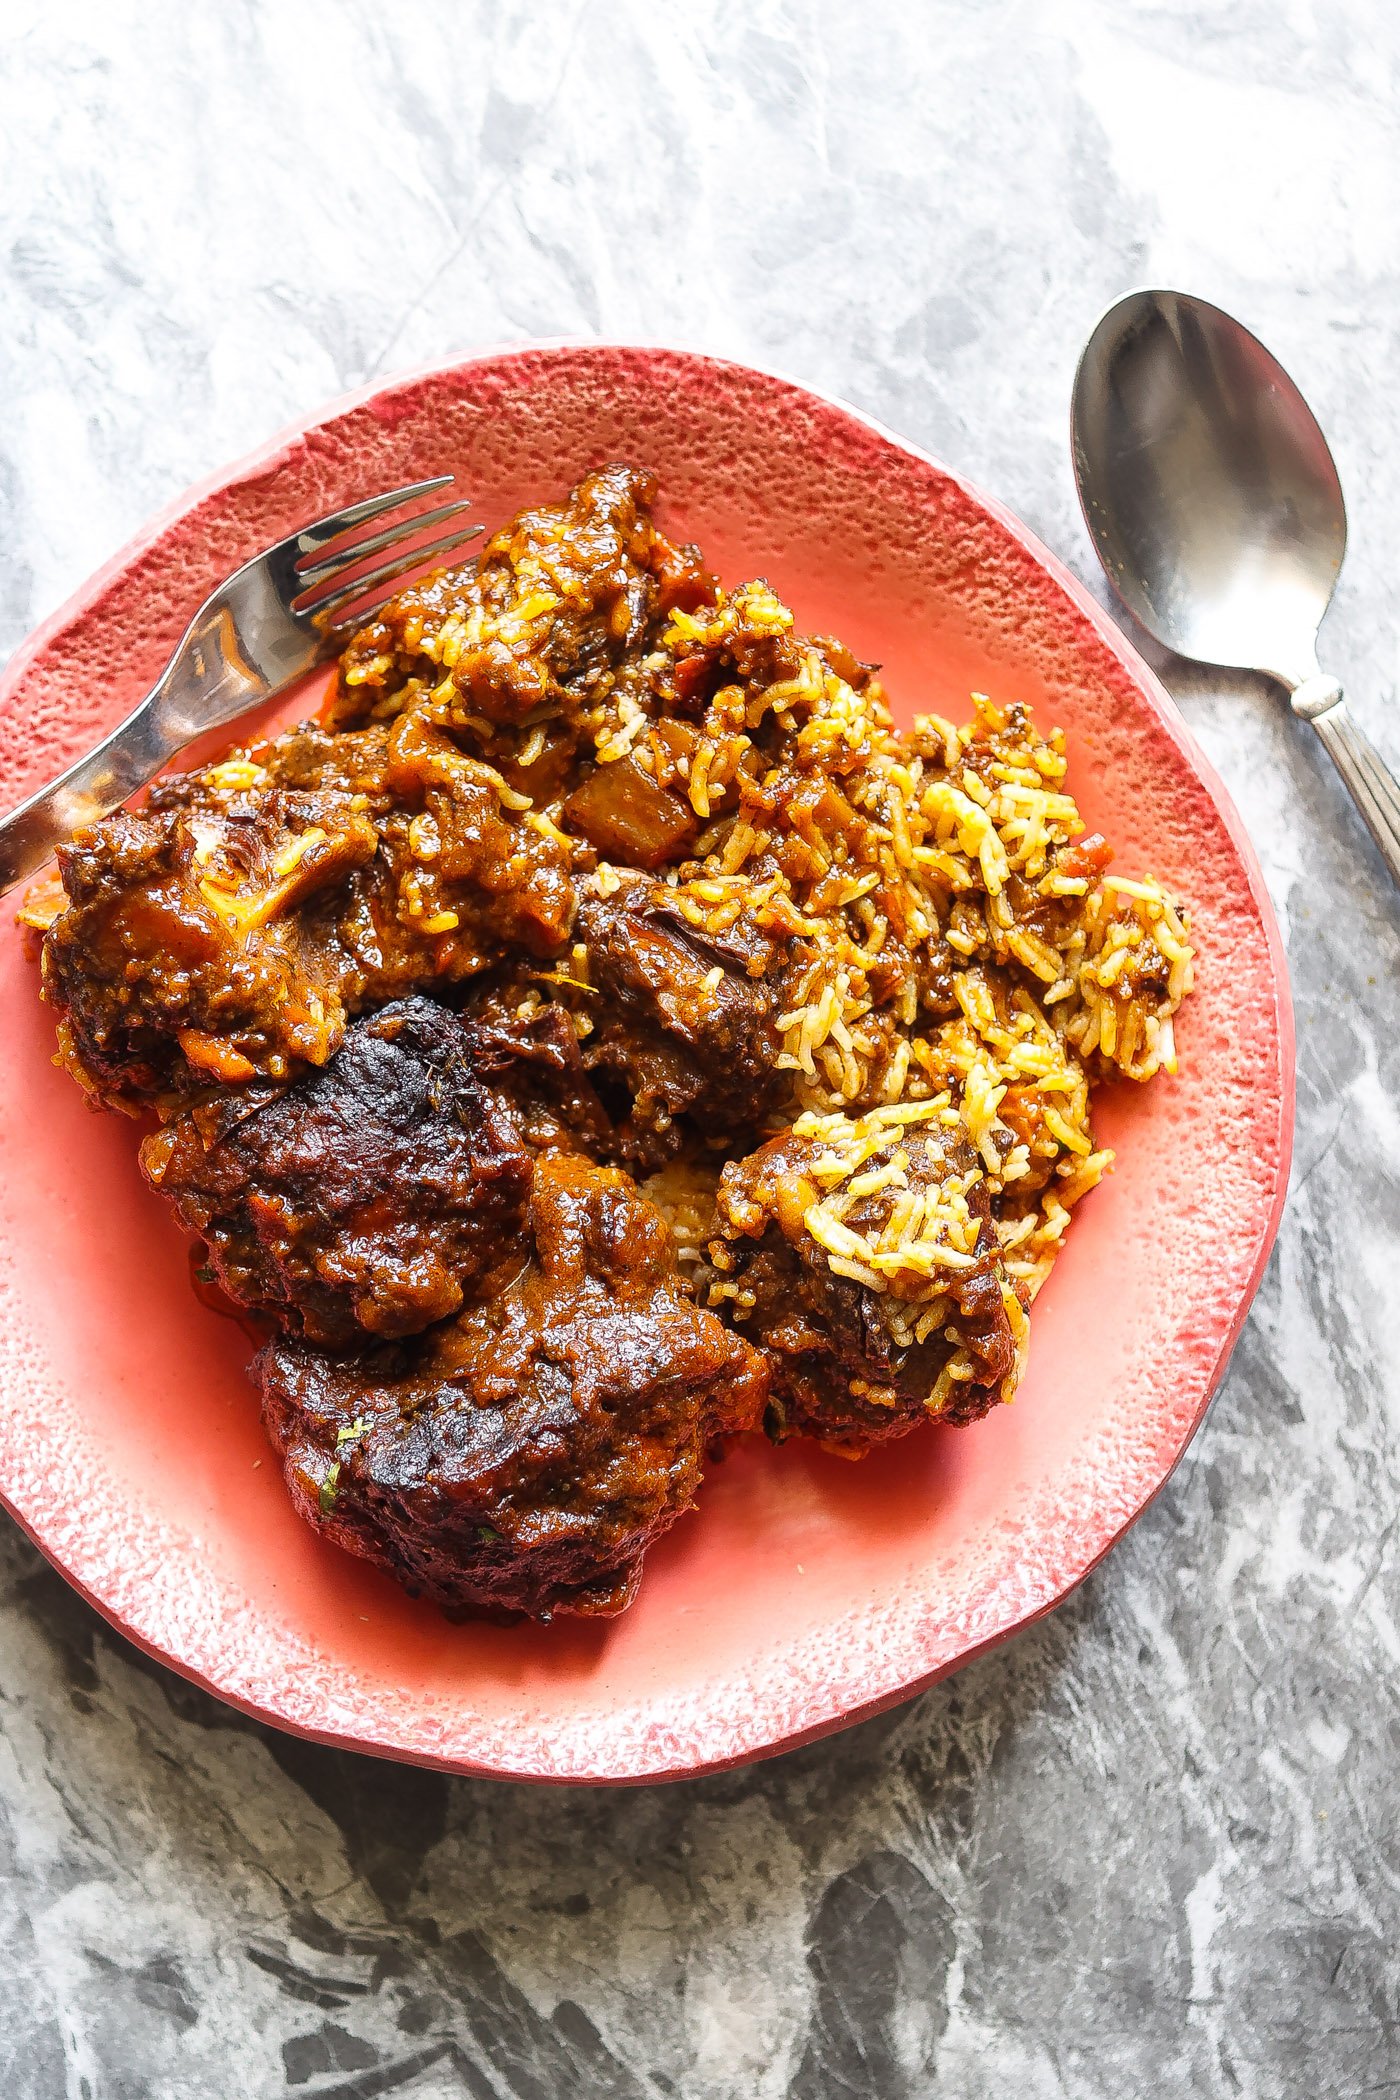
<box><xmin>578</xmin><ymin>1018</ymin><xmax>716</xmax><ymax>1172</ymax></box>
<box><xmin>461</xmin><ymin>973</ymin><xmax>764</xmax><ymax>1177</ymax></box>
<box><xmin>141</xmin><ymin>998</ymin><xmax>531</xmax><ymax>1346</ymax></box>
<box><xmin>572</xmin><ymin>870</ymin><xmax>785</xmax><ymax>1155</ymax></box>
<box><xmin>710</xmin><ymin>1109</ymin><xmax>1026</xmax><ymax>1451</ymax></box>
<box><xmin>462</xmin><ymin>978</ymin><xmax>617</xmax><ymax>1159</ymax></box>
<box><xmin>331</xmin><ymin>463</ymin><xmax>714</xmax><ymax>735</ymax></box>
<box><xmin>257</xmin><ymin>1151</ymin><xmax>769</xmax><ymax>1620</ymax></box>
<box><xmin>663</xmin><ymin>586</ymin><xmax>806</xmax><ymax>719</ymax></box>
<box><xmin>379</xmin><ymin>706</ymin><xmax>576</xmax><ymax>958</ymax></box>
<box><xmin>156</xmin><ymin>718</ymin><xmax>578</xmax><ymax>967</ymax></box>
<box><xmin>45</xmin><ymin>784</ymin><xmax>381</xmax><ymax>1096</ymax></box>
<box><xmin>147</xmin><ymin>721</ymin><xmax>394</xmax><ymax>810</ymax></box>
<box><xmin>43</xmin><ymin>717</ymin><xmax>574</xmax><ymax>1106</ymax></box>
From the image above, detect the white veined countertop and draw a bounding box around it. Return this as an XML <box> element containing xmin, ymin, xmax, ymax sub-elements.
<box><xmin>0</xmin><ymin>3</ymin><xmax>1394</xmax><ymax>2095</ymax></box>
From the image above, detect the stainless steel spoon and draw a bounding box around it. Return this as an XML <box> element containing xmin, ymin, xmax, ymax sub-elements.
<box><xmin>1071</xmin><ymin>287</ymin><xmax>1400</xmax><ymax>887</ymax></box>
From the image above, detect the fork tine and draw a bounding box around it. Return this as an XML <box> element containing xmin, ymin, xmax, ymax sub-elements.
<box><xmin>301</xmin><ymin>520</ymin><xmax>485</xmax><ymax>626</ymax></box>
<box><xmin>289</xmin><ymin>475</ymin><xmax>455</xmax><ymax>560</ymax></box>
<box><xmin>295</xmin><ymin>498</ymin><xmax>475</xmax><ymax>589</ymax></box>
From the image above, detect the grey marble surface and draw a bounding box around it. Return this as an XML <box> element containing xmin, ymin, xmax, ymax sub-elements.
<box><xmin>2</xmin><ymin>3</ymin><xmax>1398</xmax><ymax>2094</ymax></box>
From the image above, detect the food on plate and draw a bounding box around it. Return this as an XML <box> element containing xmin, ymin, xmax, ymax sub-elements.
<box><xmin>30</xmin><ymin>463</ymin><xmax>1195</xmax><ymax>1618</ymax></box>
<box><xmin>711</xmin><ymin>1104</ymin><xmax>1026</xmax><ymax>1448</ymax></box>
<box><xmin>259</xmin><ymin>1150</ymin><xmax>768</xmax><ymax>1619</ymax></box>
<box><xmin>140</xmin><ymin>996</ymin><xmax>532</xmax><ymax>1347</ymax></box>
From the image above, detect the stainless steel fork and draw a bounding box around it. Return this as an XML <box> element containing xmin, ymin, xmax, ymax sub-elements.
<box><xmin>0</xmin><ymin>475</ymin><xmax>483</xmax><ymax>896</ymax></box>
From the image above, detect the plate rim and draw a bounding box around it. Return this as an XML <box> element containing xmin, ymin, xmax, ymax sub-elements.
<box><xmin>0</xmin><ymin>340</ymin><xmax>1296</xmax><ymax>1783</ymax></box>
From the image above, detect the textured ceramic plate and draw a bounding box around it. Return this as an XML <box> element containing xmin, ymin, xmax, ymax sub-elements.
<box><xmin>0</xmin><ymin>346</ymin><xmax>1293</xmax><ymax>1783</ymax></box>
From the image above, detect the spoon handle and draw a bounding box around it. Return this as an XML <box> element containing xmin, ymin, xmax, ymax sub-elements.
<box><xmin>1293</xmin><ymin>676</ymin><xmax>1400</xmax><ymax>889</ymax></box>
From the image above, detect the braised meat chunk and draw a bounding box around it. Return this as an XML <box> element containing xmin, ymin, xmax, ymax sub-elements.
<box><xmin>257</xmin><ymin>1152</ymin><xmax>769</xmax><ymax>1618</ymax></box>
<box><xmin>44</xmin><ymin>713</ymin><xmax>577</xmax><ymax>1105</ymax></box>
<box><xmin>710</xmin><ymin>1104</ymin><xmax>1027</xmax><ymax>1449</ymax></box>
<box><xmin>572</xmin><ymin>869</ymin><xmax>785</xmax><ymax>1157</ymax></box>
<box><xmin>44</xmin><ymin>784</ymin><xmax>380</xmax><ymax>1097</ymax></box>
<box><xmin>463</xmin><ymin>977</ymin><xmax>618</xmax><ymax>1160</ymax></box>
<box><xmin>331</xmin><ymin>463</ymin><xmax>714</xmax><ymax>730</ymax></box>
<box><xmin>142</xmin><ymin>998</ymin><xmax>532</xmax><ymax>1346</ymax></box>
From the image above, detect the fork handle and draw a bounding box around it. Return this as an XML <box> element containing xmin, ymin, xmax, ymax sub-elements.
<box><xmin>1293</xmin><ymin>675</ymin><xmax>1400</xmax><ymax>890</ymax></box>
<box><xmin>0</xmin><ymin>582</ymin><xmax>289</xmax><ymax>900</ymax></box>
<box><xmin>0</xmin><ymin>686</ymin><xmax>185</xmax><ymax>897</ymax></box>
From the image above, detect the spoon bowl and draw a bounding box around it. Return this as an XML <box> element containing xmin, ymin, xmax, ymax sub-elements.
<box><xmin>1072</xmin><ymin>287</ymin><xmax>1400</xmax><ymax>887</ymax></box>
<box><xmin>1071</xmin><ymin>288</ymin><xmax>1346</xmax><ymax>686</ymax></box>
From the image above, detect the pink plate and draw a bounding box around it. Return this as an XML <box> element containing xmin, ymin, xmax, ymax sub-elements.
<box><xmin>0</xmin><ymin>346</ymin><xmax>1293</xmax><ymax>1783</ymax></box>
